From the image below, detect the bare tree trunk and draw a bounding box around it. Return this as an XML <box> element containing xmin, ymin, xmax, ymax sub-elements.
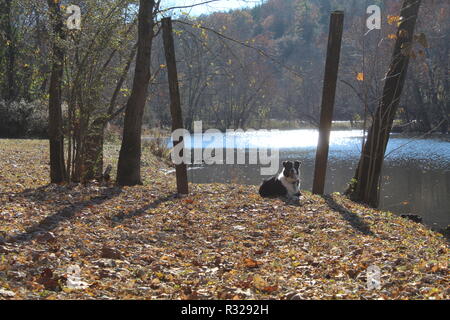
<box><xmin>1</xmin><ymin>0</ymin><xmax>15</xmax><ymax>101</ymax></box>
<box><xmin>83</xmin><ymin>118</ymin><xmax>105</xmax><ymax>181</ymax></box>
<box><xmin>423</xmin><ymin>50</ymin><xmax>449</xmax><ymax>134</ymax></box>
<box><xmin>83</xmin><ymin>45</ymin><xmax>137</xmax><ymax>182</ymax></box>
<box><xmin>116</xmin><ymin>0</ymin><xmax>155</xmax><ymax>186</ymax></box>
<box><xmin>47</xmin><ymin>0</ymin><xmax>67</xmax><ymax>183</ymax></box>
<box><xmin>411</xmin><ymin>78</ymin><xmax>431</xmax><ymax>131</ymax></box>
<box><xmin>162</xmin><ymin>17</ymin><xmax>189</xmax><ymax>195</ymax></box>
<box><xmin>347</xmin><ymin>0</ymin><xmax>421</xmax><ymax>207</ymax></box>
<box><xmin>72</xmin><ymin>89</ymin><xmax>89</xmax><ymax>183</ymax></box>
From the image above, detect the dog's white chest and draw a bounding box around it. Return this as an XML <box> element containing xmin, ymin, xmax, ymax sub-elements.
<box><xmin>278</xmin><ymin>175</ymin><xmax>299</xmax><ymax>196</ymax></box>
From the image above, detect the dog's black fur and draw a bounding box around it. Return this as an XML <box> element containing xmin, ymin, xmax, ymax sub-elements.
<box><xmin>258</xmin><ymin>176</ymin><xmax>286</xmax><ymax>198</ymax></box>
<box><xmin>259</xmin><ymin>160</ymin><xmax>301</xmax><ymax>198</ymax></box>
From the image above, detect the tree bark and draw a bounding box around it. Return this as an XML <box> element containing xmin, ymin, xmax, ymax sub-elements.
<box><xmin>411</xmin><ymin>78</ymin><xmax>431</xmax><ymax>132</ymax></box>
<box><xmin>116</xmin><ymin>0</ymin><xmax>155</xmax><ymax>186</ymax></box>
<box><xmin>162</xmin><ymin>17</ymin><xmax>189</xmax><ymax>195</ymax></box>
<box><xmin>83</xmin><ymin>45</ymin><xmax>138</xmax><ymax>182</ymax></box>
<box><xmin>1</xmin><ymin>0</ymin><xmax>15</xmax><ymax>101</ymax></box>
<box><xmin>82</xmin><ymin>118</ymin><xmax>105</xmax><ymax>181</ymax></box>
<box><xmin>47</xmin><ymin>0</ymin><xmax>67</xmax><ymax>183</ymax></box>
<box><xmin>346</xmin><ymin>0</ymin><xmax>421</xmax><ymax>207</ymax></box>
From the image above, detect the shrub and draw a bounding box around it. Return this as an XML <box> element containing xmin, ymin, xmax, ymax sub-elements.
<box><xmin>142</xmin><ymin>132</ymin><xmax>171</xmax><ymax>162</ymax></box>
<box><xmin>0</xmin><ymin>100</ymin><xmax>48</xmax><ymax>138</ymax></box>
<box><xmin>104</xmin><ymin>123</ymin><xmax>122</xmax><ymax>144</ymax></box>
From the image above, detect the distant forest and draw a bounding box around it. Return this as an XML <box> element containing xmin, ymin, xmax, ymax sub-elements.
<box><xmin>1</xmin><ymin>0</ymin><xmax>448</xmax><ymax>137</ymax></box>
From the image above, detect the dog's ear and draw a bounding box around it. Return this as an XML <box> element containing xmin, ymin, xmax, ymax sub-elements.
<box><xmin>294</xmin><ymin>160</ymin><xmax>301</xmax><ymax>169</ymax></box>
<box><xmin>284</xmin><ymin>161</ymin><xmax>293</xmax><ymax>169</ymax></box>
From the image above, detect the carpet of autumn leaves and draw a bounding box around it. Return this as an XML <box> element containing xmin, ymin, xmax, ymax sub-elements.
<box><xmin>0</xmin><ymin>139</ymin><xmax>448</xmax><ymax>300</ymax></box>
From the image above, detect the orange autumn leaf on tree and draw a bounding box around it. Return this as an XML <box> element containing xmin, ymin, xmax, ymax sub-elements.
<box><xmin>388</xmin><ymin>34</ymin><xmax>397</xmax><ymax>40</ymax></box>
<box><xmin>356</xmin><ymin>73</ymin><xmax>364</xmax><ymax>81</ymax></box>
<box><xmin>387</xmin><ymin>15</ymin><xmax>401</xmax><ymax>25</ymax></box>
<box><xmin>415</xmin><ymin>33</ymin><xmax>429</xmax><ymax>48</ymax></box>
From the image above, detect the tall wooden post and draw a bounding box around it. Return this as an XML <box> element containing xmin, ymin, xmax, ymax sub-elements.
<box><xmin>162</xmin><ymin>17</ymin><xmax>189</xmax><ymax>195</ymax></box>
<box><xmin>312</xmin><ymin>11</ymin><xmax>344</xmax><ymax>195</ymax></box>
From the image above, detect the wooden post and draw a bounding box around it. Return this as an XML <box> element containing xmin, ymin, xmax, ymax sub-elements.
<box><xmin>162</xmin><ymin>17</ymin><xmax>189</xmax><ymax>195</ymax></box>
<box><xmin>312</xmin><ymin>11</ymin><xmax>344</xmax><ymax>195</ymax></box>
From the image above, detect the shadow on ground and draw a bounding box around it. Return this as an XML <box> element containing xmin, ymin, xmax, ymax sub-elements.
<box><xmin>6</xmin><ymin>185</ymin><xmax>123</xmax><ymax>243</ymax></box>
<box><xmin>110</xmin><ymin>193</ymin><xmax>179</xmax><ymax>224</ymax></box>
<box><xmin>322</xmin><ymin>194</ymin><xmax>375</xmax><ymax>236</ymax></box>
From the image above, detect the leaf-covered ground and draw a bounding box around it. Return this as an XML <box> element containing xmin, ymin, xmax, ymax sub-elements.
<box><xmin>0</xmin><ymin>139</ymin><xmax>448</xmax><ymax>300</ymax></box>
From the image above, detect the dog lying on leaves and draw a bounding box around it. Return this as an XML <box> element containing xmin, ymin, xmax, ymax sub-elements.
<box><xmin>259</xmin><ymin>160</ymin><xmax>301</xmax><ymax>199</ymax></box>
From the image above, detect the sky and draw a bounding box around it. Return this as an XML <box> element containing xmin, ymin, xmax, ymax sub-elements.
<box><xmin>161</xmin><ymin>0</ymin><xmax>262</xmax><ymax>16</ymax></box>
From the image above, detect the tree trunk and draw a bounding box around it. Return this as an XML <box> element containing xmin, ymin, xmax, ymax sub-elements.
<box><xmin>83</xmin><ymin>118</ymin><xmax>105</xmax><ymax>181</ymax></box>
<box><xmin>162</xmin><ymin>17</ymin><xmax>189</xmax><ymax>195</ymax></box>
<box><xmin>116</xmin><ymin>0</ymin><xmax>155</xmax><ymax>186</ymax></box>
<box><xmin>347</xmin><ymin>0</ymin><xmax>421</xmax><ymax>207</ymax></box>
<box><xmin>72</xmin><ymin>89</ymin><xmax>89</xmax><ymax>183</ymax></box>
<box><xmin>83</xmin><ymin>44</ymin><xmax>138</xmax><ymax>182</ymax></box>
<box><xmin>411</xmin><ymin>78</ymin><xmax>431</xmax><ymax>132</ymax></box>
<box><xmin>47</xmin><ymin>0</ymin><xmax>67</xmax><ymax>183</ymax></box>
<box><xmin>1</xmin><ymin>0</ymin><xmax>15</xmax><ymax>101</ymax></box>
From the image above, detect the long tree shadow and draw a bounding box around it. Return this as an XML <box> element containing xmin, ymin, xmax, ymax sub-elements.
<box><xmin>110</xmin><ymin>193</ymin><xmax>178</xmax><ymax>224</ymax></box>
<box><xmin>1</xmin><ymin>183</ymin><xmax>89</xmax><ymax>204</ymax></box>
<box><xmin>322</xmin><ymin>195</ymin><xmax>375</xmax><ymax>236</ymax></box>
<box><xmin>7</xmin><ymin>186</ymin><xmax>123</xmax><ymax>243</ymax></box>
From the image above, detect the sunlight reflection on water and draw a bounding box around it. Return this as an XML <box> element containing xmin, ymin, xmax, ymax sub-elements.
<box><xmin>175</xmin><ymin>130</ymin><xmax>450</xmax><ymax>168</ymax></box>
<box><xmin>184</xmin><ymin>129</ymin><xmax>363</xmax><ymax>149</ymax></box>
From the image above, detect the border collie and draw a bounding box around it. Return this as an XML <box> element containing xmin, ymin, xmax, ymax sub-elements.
<box><xmin>259</xmin><ymin>160</ymin><xmax>301</xmax><ymax>199</ymax></box>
